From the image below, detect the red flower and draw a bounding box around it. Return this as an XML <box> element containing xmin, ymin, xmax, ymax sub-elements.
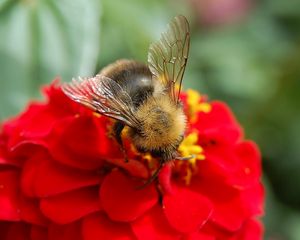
<box><xmin>190</xmin><ymin>0</ymin><xmax>253</xmax><ymax>27</ymax></box>
<box><xmin>0</xmin><ymin>80</ymin><xmax>264</xmax><ymax>239</ymax></box>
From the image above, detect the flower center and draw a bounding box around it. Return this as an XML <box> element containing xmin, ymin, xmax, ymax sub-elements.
<box><xmin>106</xmin><ymin>89</ymin><xmax>212</xmax><ymax>185</ymax></box>
<box><xmin>135</xmin><ymin>132</ymin><xmax>205</xmax><ymax>185</ymax></box>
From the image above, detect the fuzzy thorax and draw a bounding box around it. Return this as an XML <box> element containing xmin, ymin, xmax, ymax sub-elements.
<box><xmin>129</xmin><ymin>95</ymin><xmax>186</xmax><ymax>156</ymax></box>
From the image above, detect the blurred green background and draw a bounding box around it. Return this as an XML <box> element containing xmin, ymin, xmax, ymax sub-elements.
<box><xmin>0</xmin><ymin>0</ymin><xmax>299</xmax><ymax>238</ymax></box>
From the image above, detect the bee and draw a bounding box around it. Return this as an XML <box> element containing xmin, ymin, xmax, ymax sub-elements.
<box><xmin>62</xmin><ymin>15</ymin><xmax>190</xmax><ymax>183</ymax></box>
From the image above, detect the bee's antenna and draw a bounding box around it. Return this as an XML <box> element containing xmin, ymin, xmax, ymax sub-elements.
<box><xmin>175</xmin><ymin>154</ymin><xmax>196</xmax><ymax>161</ymax></box>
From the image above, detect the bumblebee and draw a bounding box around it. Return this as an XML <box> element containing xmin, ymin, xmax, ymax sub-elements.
<box><xmin>62</xmin><ymin>15</ymin><xmax>190</xmax><ymax>181</ymax></box>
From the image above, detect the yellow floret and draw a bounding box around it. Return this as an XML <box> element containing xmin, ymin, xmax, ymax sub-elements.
<box><xmin>178</xmin><ymin>132</ymin><xmax>205</xmax><ymax>166</ymax></box>
<box><xmin>178</xmin><ymin>132</ymin><xmax>205</xmax><ymax>185</ymax></box>
<box><xmin>186</xmin><ymin>89</ymin><xmax>211</xmax><ymax>123</ymax></box>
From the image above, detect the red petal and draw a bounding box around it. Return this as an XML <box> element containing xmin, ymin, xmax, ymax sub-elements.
<box><xmin>20</xmin><ymin>149</ymin><xmax>45</xmax><ymax>197</ymax></box>
<box><xmin>0</xmin><ymin>221</ymin><xmax>10</xmax><ymax>239</ymax></box>
<box><xmin>200</xmin><ymin>183</ymin><xmax>263</xmax><ymax>232</ymax></box>
<box><xmin>0</xmin><ymin>135</ymin><xmax>21</xmax><ymax>167</ymax></box>
<box><xmin>195</xmin><ymin>101</ymin><xmax>242</xmax><ymax>137</ymax></box>
<box><xmin>184</xmin><ymin>231</ymin><xmax>215</xmax><ymax>240</ymax></box>
<box><xmin>0</xmin><ymin>170</ymin><xmax>20</xmax><ymax>221</ymax></box>
<box><xmin>158</xmin><ymin>164</ymin><xmax>173</xmax><ymax>194</ymax></box>
<box><xmin>3</xmin><ymin>80</ymin><xmax>77</xmax><ymax>147</ymax></box>
<box><xmin>197</xmin><ymin>126</ymin><xmax>241</xmax><ymax>150</ymax></box>
<box><xmin>230</xmin><ymin>219</ymin><xmax>264</xmax><ymax>240</ymax></box>
<box><xmin>105</xmin><ymin>157</ymin><xmax>149</xmax><ymax>179</ymax></box>
<box><xmin>40</xmin><ymin>186</ymin><xmax>100</xmax><ymax>224</ymax></box>
<box><xmin>34</xmin><ymin>155</ymin><xmax>101</xmax><ymax>197</ymax></box>
<box><xmin>198</xmin><ymin>140</ymin><xmax>262</xmax><ymax>189</ymax></box>
<box><xmin>190</xmin><ymin>178</ymin><xmax>247</xmax><ymax>232</ymax></box>
<box><xmin>19</xmin><ymin>196</ymin><xmax>48</xmax><ymax>226</ymax></box>
<box><xmin>228</xmin><ymin>141</ymin><xmax>261</xmax><ymax>188</ymax></box>
<box><xmin>163</xmin><ymin>186</ymin><xmax>213</xmax><ymax>233</ymax></box>
<box><xmin>3</xmin><ymin>222</ymin><xmax>31</xmax><ymax>240</ymax></box>
<box><xmin>42</xmin><ymin>79</ymin><xmax>79</xmax><ymax>116</ymax></box>
<box><xmin>4</xmin><ymin>104</ymin><xmax>58</xmax><ymax>139</ymax></box>
<box><xmin>10</xmin><ymin>142</ymin><xmax>46</xmax><ymax>163</ymax></box>
<box><xmin>100</xmin><ymin>170</ymin><xmax>158</xmax><ymax>222</ymax></box>
<box><xmin>47</xmin><ymin>116</ymin><xmax>117</xmax><ymax>170</ymax></box>
<box><xmin>46</xmin><ymin>117</ymin><xmax>101</xmax><ymax>170</ymax></box>
<box><xmin>0</xmin><ymin>155</ymin><xmax>17</xmax><ymax>166</ymax></box>
<box><xmin>48</xmin><ymin>221</ymin><xmax>82</xmax><ymax>240</ymax></box>
<box><xmin>82</xmin><ymin>213</ymin><xmax>134</xmax><ymax>240</ymax></box>
<box><xmin>240</xmin><ymin>183</ymin><xmax>264</xmax><ymax>217</ymax></box>
<box><xmin>30</xmin><ymin>225</ymin><xmax>48</xmax><ymax>240</ymax></box>
<box><xmin>131</xmin><ymin>205</ymin><xmax>181</xmax><ymax>240</ymax></box>
<box><xmin>211</xmin><ymin>193</ymin><xmax>248</xmax><ymax>231</ymax></box>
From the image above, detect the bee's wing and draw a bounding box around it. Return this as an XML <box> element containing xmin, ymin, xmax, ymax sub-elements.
<box><xmin>148</xmin><ymin>15</ymin><xmax>190</xmax><ymax>105</ymax></box>
<box><xmin>61</xmin><ymin>75</ymin><xmax>140</xmax><ymax>128</ymax></box>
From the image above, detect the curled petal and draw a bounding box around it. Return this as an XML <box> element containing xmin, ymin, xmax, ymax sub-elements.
<box><xmin>48</xmin><ymin>221</ymin><xmax>82</xmax><ymax>240</ymax></box>
<box><xmin>21</xmin><ymin>151</ymin><xmax>44</xmax><ymax>197</ymax></box>
<box><xmin>100</xmin><ymin>170</ymin><xmax>158</xmax><ymax>222</ymax></box>
<box><xmin>82</xmin><ymin>213</ymin><xmax>134</xmax><ymax>240</ymax></box>
<box><xmin>30</xmin><ymin>225</ymin><xmax>48</xmax><ymax>240</ymax></box>
<box><xmin>0</xmin><ymin>137</ymin><xmax>21</xmax><ymax>167</ymax></box>
<box><xmin>191</xmin><ymin>177</ymin><xmax>248</xmax><ymax>231</ymax></box>
<box><xmin>194</xmin><ymin>101</ymin><xmax>243</xmax><ymax>140</ymax></box>
<box><xmin>47</xmin><ymin>116</ymin><xmax>121</xmax><ymax>170</ymax></box>
<box><xmin>231</xmin><ymin>219</ymin><xmax>264</xmax><ymax>240</ymax></box>
<box><xmin>40</xmin><ymin>187</ymin><xmax>100</xmax><ymax>224</ymax></box>
<box><xmin>0</xmin><ymin>170</ymin><xmax>21</xmax><ymax>221</ymax></box>
<box><xmin>184</xmin><ymin>231</ymin><xmax>216</xmax><ymax>240</ymax></box>
<box><xmin>34</xmin><ymin>155</ymin><xmax>101</xmax><ymax>197</ymax></box>
<box><xmin>1</xmin><ymin>222</ymin><xmax>30</xmax><ymax>240</ymax></box>
<box><xmin>105</xmin><ymin>158</ymin><xmax>149</xmax><ymax>179</ymax></box>
<box><xmin>131</xmin><ymin>205</ymin><xmax>181</xmax><ymax>240</ymax></box>
<box><xmin>158</xmin><ymin>164</ymin><xmax>173</xmax><ymax>194</ymax></box>
<box><xmin>19</xmin><ymin>196</ymin><xmax>48</xmax><ymax>226</ymax></box>
<box><xmin>163</xmin><ymin>186</ymin><xmax>213</xmax><ymax>233</ymax></box>
<box><xmin>228</xmin><ymin>141</ymin><xmax>261</xmax><ymax>188</ymax></box>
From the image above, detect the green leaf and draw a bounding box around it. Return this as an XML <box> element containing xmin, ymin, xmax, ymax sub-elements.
<box><xmin>0</xmin><ymin>0</ymin><xmax>101</xmax><ymax>119</ymax></box>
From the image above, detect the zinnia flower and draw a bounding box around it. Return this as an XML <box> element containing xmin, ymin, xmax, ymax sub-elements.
<box><xmin>0</xmin><ymin>80</ymin><xmax>264</xmax><ymax>239</ymax></box>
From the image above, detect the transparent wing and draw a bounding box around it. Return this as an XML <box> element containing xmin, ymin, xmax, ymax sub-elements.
<box><xmin>61</xmin><ymin>75</ymin><xmax>140</xmax><ymax>128</ymax></box>
<box><xmin>148</xmin><ymin>15</ymin><xmax>190</xmax><ymax>104</ymax></box>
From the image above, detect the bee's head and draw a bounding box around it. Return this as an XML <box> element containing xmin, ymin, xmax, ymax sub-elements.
<box><xmin>128</xmin><ymin>95</ymin><xmax>186</xmax><ymax>157</ymax></box>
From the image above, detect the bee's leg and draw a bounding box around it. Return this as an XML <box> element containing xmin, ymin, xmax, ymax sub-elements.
<box><xmin>113</xmin><ymin>121</ymin><xmax>128</xmax><ymax>162</ymax></box>
<box><xmin>136</xmin><ymin>160</ymin><xmax>164</xmax><ymax>189</ymax></box>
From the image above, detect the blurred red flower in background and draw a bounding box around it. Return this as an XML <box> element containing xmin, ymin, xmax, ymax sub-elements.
<box><xmin>189</xmin><ymin>0</ymin><xmax>253</xmax><ymax>27</ymax></box>
<box><xmin>0</xmin><ymin>80</ymin><xmax>264</xmax><ymax>239</ymax></box>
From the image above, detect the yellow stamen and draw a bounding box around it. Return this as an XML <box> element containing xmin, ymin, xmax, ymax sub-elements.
<box><xmin>178</xmin><ymin>132</ymin><xmax>205</xmax><ymax>185</ymax></box>
<box><xmin>178</xmin><ymin>132</ymin><xmax>205</xmax><ymax>165</ymax></box>
<box><xmin>186</xmin><ymin>89</ymin><xmax>211</xmax><ymax>123</ymax></box>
